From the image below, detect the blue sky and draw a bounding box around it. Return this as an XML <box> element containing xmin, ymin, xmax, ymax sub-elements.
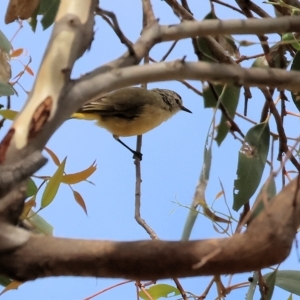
<box><xmin>1</xmin><ymin>0</ymin><xmax>300</xmax><ymax>299</ymax></box>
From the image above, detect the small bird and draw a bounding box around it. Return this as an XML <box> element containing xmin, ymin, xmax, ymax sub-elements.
<box><xmin>71</xmin><ymin>87</ymin><xmax>192</xmax><ymax>158</ymax></box>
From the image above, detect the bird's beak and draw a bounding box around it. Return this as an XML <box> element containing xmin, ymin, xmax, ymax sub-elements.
<box><xmin>181</xmin><ymin>105</ymin><xmax>192</xmax><ymax>113</ymax></box>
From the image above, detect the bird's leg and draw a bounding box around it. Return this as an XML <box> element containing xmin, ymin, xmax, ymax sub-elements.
<box><xmin>113</xmin><ymin>136</ymin><xmax>143</xmax><ymax>160</ymax></box>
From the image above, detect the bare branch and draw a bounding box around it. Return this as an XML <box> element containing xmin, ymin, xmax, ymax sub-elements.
<box><xmin>96</xmin><ymin>8</ymin><xmax>135</xmax><ymax>55</ymax></box>
<box><xmin>72</xmin><ymin>60</ymin><xmax>300</xmax><ymax>107</ymax></box>
<box><xmin>142</xmin><ymin>0</ymin><xmax>156</xmax><ymax>25</ymax></box>
<box><xmin>0</xmin><ymin>176</ymin><xmax>298</xmax><ymax>281</ymax></box>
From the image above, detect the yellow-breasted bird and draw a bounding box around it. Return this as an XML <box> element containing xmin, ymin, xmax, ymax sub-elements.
<box><xmin>71</xmin><ymin>87</ymin><xmax>192</xmax><ymax>158</ymax></box>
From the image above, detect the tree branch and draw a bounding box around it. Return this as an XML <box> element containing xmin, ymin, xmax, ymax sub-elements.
<box><xmin>0</xmin><ymin>176</ymin><xmax>298</xmax><ymax>281</ymax></box>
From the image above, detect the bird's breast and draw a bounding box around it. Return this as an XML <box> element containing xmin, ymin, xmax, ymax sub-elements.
<box><xmin>97</xmin><ymin>104</ymin><xmax>175</xmax><ymax>137</ymax></box>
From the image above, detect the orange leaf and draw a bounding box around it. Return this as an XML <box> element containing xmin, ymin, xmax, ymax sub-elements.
<box><xmin>203</xmin><ymin>206</ymin><xmax>231</xmax><ymax>224</ymax></box>
<box><xmin>44</xmin><ymin>147</ymin><xmax>60</xmax><ymax>166</ymax></box>
<box><xmin>0</xmin><ymin>280</ymin><xmax>23</xmax><ymax>295</ymax></box>
<box><xmin>25</xmin><ymin>65</ymin><xmax>34</xmax><ymax>76</ymax></box>
<box><xmin>10</xmin><ymin>48</ymin><xmax>23</xmax><ymax>57</ymax></box>
<box><xmin>73</xmin><ymin>190</ymin><xmax>88</xmax><ymax>215</ymax></box>
<box><xmin>62</xmin><ymin>161</ymin><xmax>96</xmax><ymax>184</ymax></box>
<box><xmin>214</xmin><ymin>191</ymin><xmax>224</xmax><ymax>200</ymax></box>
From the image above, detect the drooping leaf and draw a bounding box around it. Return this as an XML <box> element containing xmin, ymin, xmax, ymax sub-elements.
<box><xmin>0</xmin><ymin>31</ymin><xmax>12</xmax><ymax>53</ymax></box>
<box><xmin>21</xmin><ymin>197</ymin><xmax>36</xmax><ymax>219</ymax></box>
<box><xmin>249</xmin><ymin>175</ymin><xmax>276</xmax><ymax>221</ymax></box>
<box><xmin>26</xmin><ymin>178</ymin><xmax>38</xmax><ymax>197</ymax></box>
<box><xmin>139</xmin><ymin>284</ymin><xmax>180</xmax><ymax>299</ymax></box>
<box><xmin>203</xmin><ymin>83</ymin><xmax>240</xmax><ymax>146</ymax></box>
<box><xmin>10</xmin><ymin>48</ymin><xmax>23</xmax><ymax>57</ymax></box>
<box><xmin>27</xmin><ymin>210</ymin><xmax>54</xmax><ymax>235</ymax></box>
<box><xmin>215</xmin><ymin>84</ymin><xmax>240</xmax><ymax>146</ymax></box>
<box><xmin>0</xmin><ymin>82</ymin><xmax>14</xmax><ymax>97</ymax></box>
<box><xmin>197</xmin><ymin>12</ymin><xmax>240</xmax><ymax>61</ymax></box>
<box><xmin>0</xmin><ymin>109</ymin><xmax>17</xmax><ymax>120</ymax></box>
<box><xmin>62</xmin><ymin>161</ymin><xmax>96</xmax><ymax>184</ymax></box>
<box><xmin>233</xmin><ymin>121</ymin><xmax>270</xmax><ymax>211</ymax></box>
<box><xmin>0</xmin><ymin>276</ymin><xmax>12</xmax><ymax>287</ymax></box>
<box><xmin>44</xmin><ymin>147</ymin><xmax>60</xmax><ymax>166</ymax></box>
<box><xmin>29</xmin><ymin>0</ymin><xmax>60</xmax><ymax>31</ymax></box>
<box><xmin>39</xmin><ymin>0</ymin><xmax>60</xmax><ymax>30</ymax></box>
<box><xmin>203</xmin><ymin>85</ymin><xmax>223</xmax><ymax>108</ymax></box>
<box><xmin>282</xmin><ymin>32</ymin><xmax>300</xmax><ymax>51</ymax></box>
<box><xmin>25</xmin><ymin>65</ymin><xmax>34</xmax><ymax>76</ymax></box>
<box><xmin>40</xmin><ymin>157</ymin><xmax>66</xmax><ymax>209</ymax></box>
<box><xmin>264</xmin><ymin>270</ymin><xmax>277</xmax><ymax>300</ymax></box>
<box><xmin>264</xmin><ymin>270</ymin><xmax>300</xmax><ymax>296</ymax></box>
<box><xmin>0</xmin><ymin>280</ymin><xmax>22</xmax><ymax>295</ymax></box>
<box><xmin>0</xmin><ymin>50</ymin><xmax>11</xmax><ymax>83</ymax></box>
<box><xmin>72</xmin><ymin>190</ymin><xmax>88</xmax><ymax>215</ymax></box>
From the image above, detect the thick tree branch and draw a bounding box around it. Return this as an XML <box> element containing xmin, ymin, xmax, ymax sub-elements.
<box><xmin>1</xmin><ymin>0</ymin><xmax>97</xmax><ymax>164</ymax></box>
<box><xmin>70</xmin><ymin>60</ymin><xmax>300</xmax><ymax>107</ymax></box>
<box><xmin>0</xmin><ymin>176</ymin><xmax>298</xmax><ymax>281</ymax></box>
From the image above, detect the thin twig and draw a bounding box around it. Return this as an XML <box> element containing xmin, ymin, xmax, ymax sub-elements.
<box><xmin>260</xmin><ymin>87</ymin><xmax>300</xmax><ymax>171</ymax></box>
<box><xmin>211</xmin><ymin>0</ymin><xmax>243</xmax><ymax>14</ymax></box>
<box><xmin>96</xmin><ymin>8</ymin><xmax>135</xmax><ymax>55</ymax></box>
<box><xmin>160</xmin><ymin>40</ymin><xmax>178</xmax><ymax>61</ymax></box>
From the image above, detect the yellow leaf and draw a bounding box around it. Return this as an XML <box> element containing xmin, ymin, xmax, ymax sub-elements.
<box><xmin>40</xmin><ymin>158</ymin><xmax>66</xmax><ymax>209</ymax></box>
<box><xmin>203</xmin><ymin>207</ymin><xmax>231</xmax><ymax>224</ymax></box>
<box><xmin>10</xmin><ymin>48</ymin><xmax>23</xmax><ymax>57</ymax></box>
<box><xmin>62</xmin><ymin>161</ymin><xmax>96</xmax><ymax>184</ymax></box>
<box><xmin>0</xmin><ymin>109</ymin><xmax>17</xmax><ymax>120</ymax></box>
<box><xmin>21</xmin><ymin>196</ymin><xmax>36</xmax><ymax>219</ymax></box>
<box><xmin>0</xmin><ymin>280</ymin><xmax>22</xmax><ymax>295</ymax></box>
<box><xmin>214</xmin><ymin>191</ymin><xmax>224</xmax><ymax>200</ymax></box>
<box><xmin>73</xmin><ymin>190</ymin><xmax>88</xmax><ymax>215</ymax></box>
<box><xmin>44</xmin><ymin>147</ymin><xmax>60</xmax><ymax>166</ymax></box>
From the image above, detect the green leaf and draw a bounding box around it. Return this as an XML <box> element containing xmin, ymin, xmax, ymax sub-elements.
<box><xmin>39</xmin><ymin>0</ymin><xmax>60</xmax><ymax>30</ymax></box>
<box><xmin>27</xmin><ymin>210</ymin><xmax>54</xmax><ymax>235</ymax></box>
<box><xmin>0</xmin><ymin>109</ymin><xmax>18</xmax><ymax>120</ymax></box>
<box><xmin>26</xmin><ymin>178</ymin><xmax>38</xmax><ymax>197</ymax></box>
<box><xmin>40</xmin><ymin>157</ymin><xmax>66</xmax><ymax>208</ymax></box>
<box><xmin>282</xmin><ymin>32</ymin><xmax>300</xmax><ymax>50</ymax></box>
<box><xmin>0</xmin><ymin>276</ymin><xmax>12</xmax><ymax>287</ymax></box>
<box><xmin>203</xmin><ymin>84</ymin><xmax>240</xmax><ymax>145</ymax></box>
<box><xmin>197</xmin><ymin>37</ymin><xmax>218</xmax><ymax>63</ymax></box>
<box><xmin>252</xmin><ymin>41</ymin><xmax>289</xmax><ymax>69</ymax></box>
<box><xmin>264</xmin><ymin>269</ymin><xmax>277</xmax><ymax>300</ymax></box>
<box><xmin>264</xmin><ymin>270</ymin><xmax>300</xmax><ymax>296</ymax></box>
<box><xmin>203</xmin><ymin>84</ymin><xmax>223</xmax><ymax>108</ymax></box>
<box><xmin>233</xmin><ymin>121</ymin><xmax>270</xmax><ymax>211</ymax></box>
<box><xmin>0</xmin><ymin>31</ymin><xmax>12</xmax><ymax>53</ymax></box>
<box><xmin>0</xmin><ymin>82</ymin><xmax>14</xmax><ymax>97</ymax></box>
<box><xmin>215</xmin><ymin>84</ymin><xmax>240</xmax><ymax>146</ymax></box>
<box><xmin>29</xmin><ymin>0</ymin><xmax>60</xmax><ymax>31</ymax></box>
<box><xmin>249</xmin><ymin>175</ymin><xmax>276</xmax><ymax>221</ymax></box>
<box><xmin>139</xmin><ymin>284</ymin><xmax>180</xmax><ymax>299</ymax></box>
<box><xmin>290</xmin><ymin>51</ymin><xmax>300</xmax><ymax>112</ymax></box>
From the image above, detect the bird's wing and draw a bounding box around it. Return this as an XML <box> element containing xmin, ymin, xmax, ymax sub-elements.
<box><xmin>78</xmin><ymin>88</ymin><xmax>147</xmax><ymax>119</ymax></box>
